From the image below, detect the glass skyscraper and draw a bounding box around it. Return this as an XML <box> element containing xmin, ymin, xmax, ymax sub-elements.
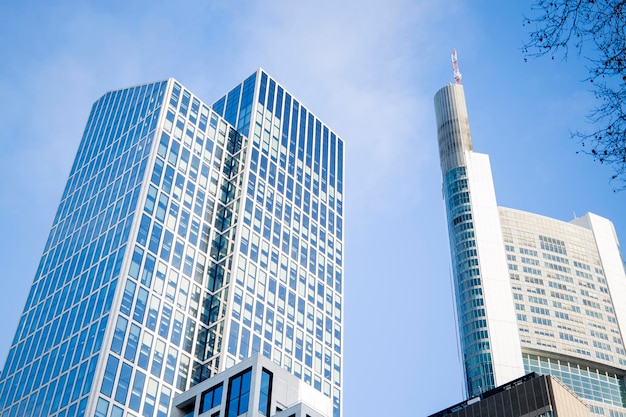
<box><xmin>0</xmin><ymin>69</ymin><xmax>344</xmax><ymax>417</ymax></box>
<box><xmin>435</xmin><ymin>81</ymin><xmax>626</xmax><ymax>416</ymax></box>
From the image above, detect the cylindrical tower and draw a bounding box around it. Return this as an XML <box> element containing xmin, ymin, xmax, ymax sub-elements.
<box><xmin>435</xmin><ymin>83</ymin><xmax>524</xmax><ymax>398</ymax></box>
<box><xmin>435</xmin><ymin>83</ymin><xmax>494</xmax><ymax>397</ymax></box>
<box><xmin>434</xmin><ymin>83</ymin><xmax>472</xmax><ymax>173</ymax></box>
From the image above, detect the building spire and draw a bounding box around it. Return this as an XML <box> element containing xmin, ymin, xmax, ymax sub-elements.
<box><xmin>451</xmin><ymin>49</ymin><xmax>462</xmax><ymax>84</ymax></box>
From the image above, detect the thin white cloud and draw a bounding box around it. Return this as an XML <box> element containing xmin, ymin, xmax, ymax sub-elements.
<box><xmin>10</xmin><ymin>3</ymin><xmax>622</xmax><ymax>416</ymax></box>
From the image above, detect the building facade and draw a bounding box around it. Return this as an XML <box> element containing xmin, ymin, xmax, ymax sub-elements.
<box><xmin>170</xmin><ymin>354</ymin><xmax>332</xmax><ymax>417</ymax></box>
<box><xmin>435</xmin><ymin>82</ymin><xmax>626</xmax><ymax>416</ymax></box>
<box><xmin>429</xmin><ymin>372</ymin><xmax>590</xmax><ymax>417</ymax></box>
<box><xmin>0</xmin><ymin>69</ymin><xmax>344</xmax><ymax>417</ymax></box>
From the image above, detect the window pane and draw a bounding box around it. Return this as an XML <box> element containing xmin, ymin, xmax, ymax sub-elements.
<box><xmin>258</xmin><ymin>369</ymin><xmax>272</xmax><ymax>415</ymax></box>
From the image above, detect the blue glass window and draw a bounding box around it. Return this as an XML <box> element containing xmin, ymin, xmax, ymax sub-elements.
<box><xmin>213</xmin><ymin>96</ymin><xmax>225</xmax><ymax>117</ymax></box>
<box><xmin>120</xmin><ymin>281</ymin><xmax>136</xmax><ymax>316</ymax></box>
<box><xmin>146</xmin><ymin>297</ymin><xmax>160</xmax><ymax>331</ymax></box>
<box><xmin>114</xmin><ymin>362</ymin><xmax>132</xmax><ymax>404</ymax></box>
<box><xmin>111</xmin><ymin>316</ymin><xmax>128</xmax><ymax>354</ymax></box>
<box><xmin>128</xmin><ymin>370</ymin><xmax>145</xmax><ymax>411</ymax></box>
<box><xmin>133</xmin><ymin>288</ymin><xmax>149</xmax><ymax>324</ymax></box>
<box><xmin>258</xmin><ymin>72</ymin><xmax>268</xmax><ymax>106</ymax></box>
<box><xmin>137</xmin><ymin>214</ymin><xmax>151</xmax><ymax>246</ymax></box>
<box><xmin>227</xmin><ymin>321</ymin><xmax>239</xmax><ymax>356</ymax></box>
<box><xmin>124</xmin><ymin>324</ymin><xmax>141</xmax><ymax>362</ymax></box>
<box><xmin>128</xmin><ymin>247</ymin><xmax>144</xmax><ymax>280</ymax></box>
<box><xmin>161</xmin><ymin>231</ymin><xmax>174</xmax><ymax>262</ymax></box>
<box><xmin>95</xmin><ymin>397</ymin><xmax>109</xmax><ymax>417</ymax></box>
<box><xmin>258</xmin><ymin>369</ymin><xmax>272</xmax><ymax>416</ymax></box>
<box><xmin>267</xmin><ymin>79</ymin><xmax>276</xmax><ymax>113</ymax></box>
<box><xmin>149</xmin><ymin>224</ymin><xmax>163</xmax><ymax>255</ymax></box>
<box><xmin>226</xmin><ymin>368</ymin><xmax>252</xmax><ymax>417</ymax></box>
<box><xmin>164</xmin><ymin>348</ymin><xmax>177</xmax><ymax>384</ymax></box>
<box><xmin>157</xmin><ymin>133</ymin><xmax>170</xmax><ymax>158</ymax></box>
<box><xmin>138</xmin><ymin>332</ymin><xmax>152</xmax><ymax>370</ymax></box>
<box><xmin>224</xmin><ymin>85</ymin><xmax>242</xmax><ymax>127</ymax></box>
<box><xmin>100</xmin><ymin>355</ymin><xmax>119</xmax><ymax>398</ymax></box>
<box><xmin>200</xmin><ymin>383</ymin><xmax>223</xmax><ymax>413</ymax></box>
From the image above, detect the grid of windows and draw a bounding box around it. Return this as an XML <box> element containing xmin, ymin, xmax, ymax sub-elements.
<box><xmin>437</xmin><ymin>81</ymin><xmax>626</xmax><ymax>417</ymax></box>
<box><xmin>444</xmin><ymin>166</ymin><xmax>494</xmax><ymax>397</ymax></box>
<box><xmin>524</xmin><ymin>354</ymin><xmax>626</xmax><ymax>407</ymax></box>
<box><xmin>0</xmin><ymin>81</ymin><xmax>167</xmax><ymax>417</ymax></box>
<box><xmin>92</xmin><ymin>81</ymin><xmax>249</xmax><ymax>417</ymax></box>
<box><xmin>0</xmin><ymin>71</ymin><xmax>344</xmax><ymax>417</ymax></box>
<box><xmin>500</xmin><ymin>209</ymin><xmax>626</xmax><ymax>371</ymax></box>
<box><xmin>222</xmin><ymin>71</ymin><xmax>344</xmax><ymax>417</ymax></box>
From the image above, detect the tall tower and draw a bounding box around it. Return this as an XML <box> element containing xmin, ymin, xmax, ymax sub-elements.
<box><xmin>435</xmin><ymin>81</ymin><xmax>525</xmax><ymax>398</ymax></box>
<box><xmin>0</xmin><ymin>69</ymin><xmax>345</xmax><ymax>417</ymax></box>
<box><xmin>435</xmin><ymin>58</ymin><xmax>626</xmax><ymax>416</ymax></box>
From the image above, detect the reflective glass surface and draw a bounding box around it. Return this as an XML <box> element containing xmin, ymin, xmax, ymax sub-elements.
<box><xmin>0</xmin><ymin>81</ymin><xmax>167</xmax><ymax>417</ymax></box>
<box><xmin>0</xmin><ymin>71</ymin><xmax>344</xmax><ymax>417</ymax></box>
<box><xmin>219</xmin><ymin>70</ymin><xmax>344</xmax><ymax>417</ymax></box>
<box><xmin>525</xmin><ymin>354</ymin><xmax>626</xmax><ymax>407</ymax></box>
<box><xmin>444</xmin><ymin>166</ymin><xmax>494</xmax><ymax>397</ymax></box>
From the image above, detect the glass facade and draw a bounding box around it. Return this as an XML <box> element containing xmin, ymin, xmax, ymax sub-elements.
<box><xmin>217</xmin><ymin>71</ymin><xmax>344</xmax><ymax>417</ymax></box>
<box><xmin>0</xmin><ymin>81</ymin><xmax>167</xmax><ymax>417</ymax></box>
<box><xmin>443</xmin><ymin>166</ymin><xmax>494</xmax><ymax>397</ymax></box>
<box><xmin>501</xmin><ymin>208</ymin><xmax>626</xmax><ymax>370</ymax></box>
<box><xmin>0</xmin><ymin>70</ymin><xmax>344</xmax><ymax>417</ymax></box>
<box><xmin>501</xmin><ymin>208</ymin><xmax>626</xmax><ymax>414</ymax></box>
<box><xmin>524</xmin><ymin>354</ymin><xmax>626</xmax><ymax>408</ymax></box>
<box><xmin>436</xmin><ymin>82</ymin><xmax>626</xmax><ymax>416</ymax></box>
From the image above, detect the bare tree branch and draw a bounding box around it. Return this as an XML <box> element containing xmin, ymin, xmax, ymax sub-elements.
<box><xmin>523</xmin><ymin>0</ymin><xmax>626</xmax><ymax>190</ymax></box>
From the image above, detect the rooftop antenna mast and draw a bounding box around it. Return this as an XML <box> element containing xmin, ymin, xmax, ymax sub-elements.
<box><xmin>451</xmin><ymin>49</ymin><xmax>462</xmax><ymax>84</ymax></box>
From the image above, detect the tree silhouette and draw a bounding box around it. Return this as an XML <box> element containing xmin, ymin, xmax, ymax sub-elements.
<box><xmin>523</xmin><ymin>0</ymin><xmax>626</xmax><ymax>190</ymax></box>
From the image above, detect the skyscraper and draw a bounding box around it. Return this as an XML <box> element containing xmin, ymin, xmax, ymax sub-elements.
<box><xmin>0</xmin><ymin>69</ymin><xmax>344</xmax><ymax>417</ymax></box>
<box><xmin>435</xmin><ymin>81</ymin><xmax>626</xmax><ymax>416</ymax></box>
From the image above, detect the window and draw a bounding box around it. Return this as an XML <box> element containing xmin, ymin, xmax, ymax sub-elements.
<box><xmin>95</xmin><ymin>398</ymin><xmax>109</xmax><ymax>417</ymax></box>
<box><xmin>259</xmin><ymin>369</ymin><xmax>272</xmax><ymax>415</ymax></box>
<box><xmin>101</xmin><ymin>355</ymin><xmax>119</xmax><ymax>397</ymax></box>
<box><xmin>226</xmin><ymin>368</ymin><xmax>252</xmax><ymax>417</ymax></box>
<box><xmin>200</xmin><ymin>383</ymin><xmax>223</xmax><ymax>413</ymax></box>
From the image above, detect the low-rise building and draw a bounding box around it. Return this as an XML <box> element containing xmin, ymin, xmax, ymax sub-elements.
<box><xmin>429</xmin><ymin>373</ymin><xmax>589</xmax><ymax>417</ymax></box>
<box><xmin>171</xmin><ymin>355</ymin><xmax>332</xmax><ymax>417</ymax></box>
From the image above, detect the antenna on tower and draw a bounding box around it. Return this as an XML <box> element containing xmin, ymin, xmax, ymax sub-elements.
<box><xmin>451</xmin><ymin>49</ymin><xmax>462</xmax><ymax>84</ymax></box>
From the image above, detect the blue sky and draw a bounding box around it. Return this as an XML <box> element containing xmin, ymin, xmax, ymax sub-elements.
<box><xmin>1</xmin><ymin>1</ymin><xmax>624</xmax><ymax>415</ymax></box>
